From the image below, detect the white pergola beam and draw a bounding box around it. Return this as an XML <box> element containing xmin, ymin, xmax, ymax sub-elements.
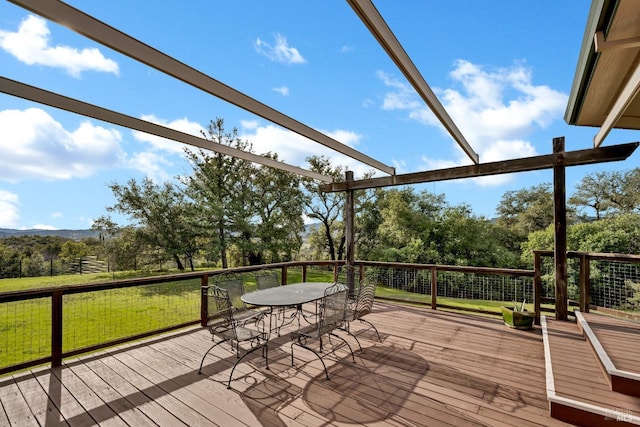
<box><xmin>0</xmin><ymin>77</ymin><xmax>334</xmax><ymax>183</ymax></box>
<box><xmin>9</xmin><ymin>0</ymin><xmax>395</xmax><ymax>176</ymax></box>
<box><xmin>347</xmin><ymin>0</ymin><xmax>479</xmax><ymax>164</ymax></box>
<box><xmin>593</xmin><ymin>59</ymin><xmax>640</xmax><ymax>147</ymax></box>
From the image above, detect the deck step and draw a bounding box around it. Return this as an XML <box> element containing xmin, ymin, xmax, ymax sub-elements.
<box><xmin>542</xmin><ymin>315</ymin><xmax>640</xmax><ymax>426</ymax></box>
<box><xmin>576</xmin><ymin>310</ymin><xmax>640</xmax><ymax>397</ymax></box>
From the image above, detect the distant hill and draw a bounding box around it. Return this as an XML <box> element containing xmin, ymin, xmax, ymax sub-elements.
<box><xmin>0</xmin><ymin>224</ymin><xmax>320</xmax><ymax>241</ymax></box>
<box><xmin>0</xmin><ymin>228</ymin><xmax>99</xmax><ymax>240</ymax></box>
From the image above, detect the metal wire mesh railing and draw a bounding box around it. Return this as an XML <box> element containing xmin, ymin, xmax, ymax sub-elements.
<box><xmin>62</xmin><ymin>279</ymin><xmax>201</xmax><ymax>354</ymax></box>
<box><xmin>0</xmin><ymin>297</ymin><xmax>51</xmax><ymax>368</ymax></box>
<box><xmin>0</xmin><ymin>274</ymin><xmax>204</xmax><ymax>374</ymax></box>
<box><xmin>360</xmin><ymin>263</ymin><xmax>535</xmax><ymax>313</ymax></box>
<box><xmin>589</xmin><ymin>259</ymin><xmax>640</xmax><ymax>310</ymax></box>
<box><xmin>535</xmin><ymin>251</ymin><xmax>640</xmax><ymax>317</ymax></box>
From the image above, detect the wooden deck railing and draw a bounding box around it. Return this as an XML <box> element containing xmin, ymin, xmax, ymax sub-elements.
<box><xmin>2</xmin><ymin>254</ymin><xmax>637</xmax><ymax>376</ymax></box>
<box><xmin>534</xmin><ymin>250</ymin><xmax>640</xmax><ymax>320</ymax></box>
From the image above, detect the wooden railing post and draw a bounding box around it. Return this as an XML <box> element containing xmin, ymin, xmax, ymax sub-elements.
<box><xmin>553</xmin><ymin>137</ymin><xmax>568</xmax><ymax>320</ymax></box>
<box><xmin>579</xmin><ymin>254</ymin><xmax>590</xmax><ymax>313</ymax></box>
<box><xmin>200</xmin><ymin>274</ymin><xmax>208</xmax><ymax>327</ymax></box>
<box><xmin>534</xmin><ymin>251</ymin><xmax>542</xmax><ymax>325</ymax></box>
<box><xmin>51</xmin><ymin>290</ymin><xmax>63</xmax><ymax>367</ymax></box>
<box><xmin>301</xmin><ymin>264</ymin><xmax>307</xmax><ymax>282</ymax></box>
<box><xmin>431</xmin><ymin>266</ymin><xmax>437</xmax><ymax>310</ymax></box>
<box><xmin>281</xmin><ymin>266</ymin><xmax>288</xmax><ymax>285</ymax></box>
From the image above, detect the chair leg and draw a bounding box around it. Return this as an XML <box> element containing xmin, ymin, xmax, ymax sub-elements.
<box><xmin>329</xmin><ymin>332</ymin><xmax>356</xmax><ymax>363</ymax></box>
<box><xmin>358</xmin><ymin>318</ymin><xmax>381</xmax><ymax>341</ymax></box>
<box><xmin>291</xmin><ymin>340</ymin><xmax>330</xmax><ymax>380</ymax></box>
<box><xmin>227</xmin><ymin>343</ymin><xmax>269</xmax><ymax>389</ymax></box>
<box><xmin>198</xmin><ymin>339</ymin><xmax>227</xmax><ymax>374</ymax></box>
<box><xmin>340</xmin><ymin>323</ymin><xmax>363</xmax><ymax>352</ymax></box>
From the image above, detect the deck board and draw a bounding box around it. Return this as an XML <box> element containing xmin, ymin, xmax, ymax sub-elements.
<box><xmin>545</xmin><ymin>317</ymin><xmax>640</xmax><ymax>416</ymax></box>
<box><xmin>581</xmin><ymin>312</ymin><xmax>640</xmax><ymax>373</ymax></box>
<box><xmin>1</xmin><ymin>302</ymin><xmax>578</xmax><ymax>426</ymax></box>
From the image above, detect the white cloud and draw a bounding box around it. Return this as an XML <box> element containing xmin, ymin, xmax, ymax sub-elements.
<box><xmin>377</xmin><ymin>71</ymin><xmax>421</xmax><ymax>111</ymax></box>
<box><xmin>339</xmin><ymin>45</ymin><xmax>354</xmax><ymax>54</ymax></box>
<box><xmin>0</xmin><ymin>190</ymin><xmax>20</xmax><ymax>228</ymax></box>
<box><xmin>240</xmin><ymin>123</ymin><xmax>375</xmax><ymax>178</ymax></box>
<box><xmin>379</xmin><ymin>60</ymin><xmax>568</xmax><ymax>186</ymax></box>
<box><xmin>126</xmin><ymin>151</ymin><xmax>171</xmax><ymax>183</ymax></box>
<box><xmin>0</xmin><ymin>108</ymin><xmax>126</xmax><ymax>182</ymax></box>
<box><xmin>391</xmin><ymin>159</ymin><xmax>408</xmax><ymax>174</ymax></box>
<box><xmin>0</xmin><ymin>15</ymin><xmax>119</xmax><ymax>77</ymax></box>
<box><xmin>133</xmin><ymin>115</ymin><xmax>205</xmax><ymax>154</ymax></box>
<box><xmin>31</xmin><ymin>223</ymin><xmax>57</xmax><ymax>230</ymax></box>
<box><xmin>254</xmin><ymin>33</ymin><xmax>306</xmax><ymax>64</ymax></box>
<box><xmin>241</xmin><ymin>120</ymin><xmax>260</xmax><ymax>130</ymax></box>
<box><xmin>272</xmin><ymin>86</ymin><xmax>290</xmax><ymax>96</ymax></box>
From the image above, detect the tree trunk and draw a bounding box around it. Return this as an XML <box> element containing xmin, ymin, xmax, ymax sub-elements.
<box><xmin>173</xmin><ymin>254</ymin><xmax>185</xmax><ymax>271</ymax></box>
<box><xmin>324</xmin><ymin>221</ymin><xmax>336</xmax><ymax>260</ymax></box>
<box><xmin>218</xmin><ymin>222</ymin><xmax>228</xmax><ymax>269</ymax></box>
<box><xmin>337</xmin><ymin>234</ymin><xmax>346</xmax><ymax>260</ymax></box>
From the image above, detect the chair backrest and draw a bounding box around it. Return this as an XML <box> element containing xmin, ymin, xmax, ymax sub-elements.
<box><xmin>206</xmin><ymin>285</ymin><xmax>237</xmax><ymax>339</ymax></box>
<box><xmin>254</xmin><ymin>269</ymin><xmax>280</xmax><ymax>290</ymax></box>
<box><xmin>353</xmin><ymin>279</ymin><xmax>376</xmax><ymax>321</ymax></box>
<box><xmin>212</xmin><ymin>273</ymin><xmax>245</xmax><ymax>311</ymax></box>
<box><xmin>319</xmin><ymin>283</ymin><xmax>348</xmax><ymax>334</ymax></box>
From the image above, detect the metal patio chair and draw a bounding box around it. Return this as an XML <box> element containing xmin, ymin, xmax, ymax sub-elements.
<box><xmin>198</xmin><ymin>285</ymin><xmax>269</xmax><ymax>388</ymax></box>
<box><xmin>254</xmin><ymin>269</ymin><xmax>281</xmax><ymax>290</ymax></box>
<box><xmin>342</xmin><ymin>278</ymin><xmax>381</xmax><ymax>351</ymax></box>
<box><xmin>212</xmin><ymin>272</ymin><xmax>261</xmax><ymax>322</ymax></box>
<box><xmin>255</xmin><ymin>269</ymin><xmax>295</xmax><ymax>334</ymax></box>
<box><xmin>290</xmin><ymin>283</ymin><xmax>355</xmax><ymax>380</ymax></box>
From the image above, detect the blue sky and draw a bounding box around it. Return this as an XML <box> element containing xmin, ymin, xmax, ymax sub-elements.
<box><xmin>0</xmin><ymin>1</ymin><xmax>639</xmax><ymax>230</ymax></box>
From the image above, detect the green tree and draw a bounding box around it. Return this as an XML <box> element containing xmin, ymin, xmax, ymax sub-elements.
<box><xmin>102</xmin><ymin>178</ymin><xmax>196</xmax><ymax>271</ymax></box>
<box><xmin>0</xmin><ymin>242</ymin><xmax>21</xmax><ymax>279</ymax></box>
<box><xmin>496</xmin><ymin>183</ymin><xmax>557</xmax><ymax>238</ymax></box>
<box><xmin>569</xmin><ymin>168</ymin><xmax>640</xmax><ymax>219</ymax></box>
<box><xmin>184</xmin><ymin>119</ymin><xmax>306</xmax><ymax>266</ymax></box>
<box><xmin>520</xmin><ymin>213</ymin><xmax>640</xmax><ymax>264</ymax></box>
<box><xmin>59</xmin><ymin>241</ymin><xmax>90</xmax><ymax>260</ymax></box>
<box><xmin>183</xmin><ymin>118</ymin><xmax>255</xmax><ymax>268</ymax></box>
<box><xmin>248</xmin><ymin>153</ymin><xmax>305</xmax><ymax>264</ymax></box>
<box><xmin>302</xmin><ymin>156</ymin><xmax>347</xmax><ymax>260</ymax></box>
<box><xmin>92</xmin><ymin>221</ymin><xmax>144</xmax><ymax>271</ymax></box>
<box><xmin>365</xmin><ymin>188</ymin><xmax>445</xmax><ymax>264</ymax></box>
<box><xmin>23</xmin><ymin>251</ymin><xmax>46</xmax><ymax>277</ymax></box>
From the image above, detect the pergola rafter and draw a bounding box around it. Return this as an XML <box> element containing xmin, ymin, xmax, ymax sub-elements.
<box><xmin>8</xmin><ymin>0</ymin><xmax>395</xmax><ymax>177</ymax></box>
<box><xmin>347</xmin><ymin>0</ymin><xmax>479</xmax><ymax>165</ymax></box>
<box><xmin>0</xmin><ymin>77</ymin><xmax>334</xmax><ymax>183</ymax></box>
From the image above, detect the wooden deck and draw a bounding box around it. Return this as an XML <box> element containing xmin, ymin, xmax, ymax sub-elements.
<box><xmin>0</xmin><ymin>302</ymin><xmax>576</xmax><ymax>426</ymax></box>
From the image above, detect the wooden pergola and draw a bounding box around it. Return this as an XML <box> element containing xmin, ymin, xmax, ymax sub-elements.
<box><xmin>2</xmin><ymin>0</ymin><xmax>639</xmax><ymax>320</ymax></box>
